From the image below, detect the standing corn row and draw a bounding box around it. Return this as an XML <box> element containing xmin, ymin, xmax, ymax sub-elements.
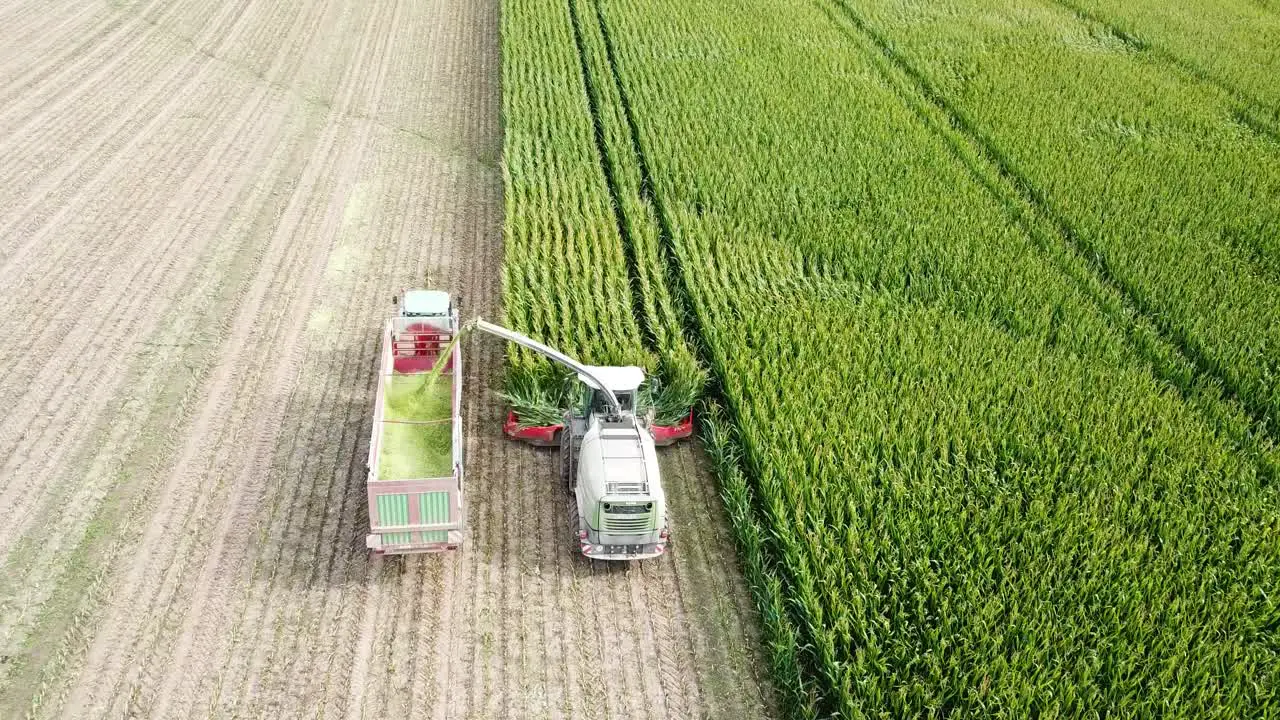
<box><xmin>501</xmin><ymin>0</ymin><xmax>703</xmax><ymax>422</ymax></box>
<box><xmin>500</xmin><ymin>0</ymin><xmax>652</xmax><ymax>407</ymax></box>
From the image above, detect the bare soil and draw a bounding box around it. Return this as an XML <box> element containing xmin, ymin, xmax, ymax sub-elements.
<box><xmin>0</xmin><ymin>0</ymin><xmax>775</xmax><ymax>718</ymax></box>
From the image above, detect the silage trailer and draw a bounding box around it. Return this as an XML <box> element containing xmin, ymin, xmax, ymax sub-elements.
<box><xmin>364</xmin><ymin>290</ymin><xmax>464</xmax><ymax>554</ymax></box>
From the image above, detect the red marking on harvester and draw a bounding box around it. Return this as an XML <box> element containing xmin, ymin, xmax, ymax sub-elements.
<box><xmin>503</xmin><ymin>411</ymin><xmax>563</xmax><ymax>446</ymax></box>
<box><xmin>502</xmin><ymin>409</ymin><xmax>695</xmax><ymax>447</ymax></box>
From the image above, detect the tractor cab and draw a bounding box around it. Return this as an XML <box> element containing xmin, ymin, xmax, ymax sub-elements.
<box><xmin>575</xmin><ymin>365</ymin><xmax>644</xmax><ymax>420</ymax></box>
<box><xmin>398</xmin><ymin>289</ymin><xmax>452</xmax><ymax>319</ymax></box>
<box><xmin>389</xmin><ymin>289</ymin><xmax>456</xmax><ymax>373</ymax></box>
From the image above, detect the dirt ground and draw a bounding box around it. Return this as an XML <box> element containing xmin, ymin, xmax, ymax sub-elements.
<box><xmin>0</xmin><ymin>0</ymin><xmax>775</xmax><ymax>718</ymax></box>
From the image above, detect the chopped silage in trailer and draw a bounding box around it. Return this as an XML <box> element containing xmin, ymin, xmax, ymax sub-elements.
<box><xmin>377</xmin><ymin>372</ymin><xmax>454</xmax><ymax>480</ymax></box>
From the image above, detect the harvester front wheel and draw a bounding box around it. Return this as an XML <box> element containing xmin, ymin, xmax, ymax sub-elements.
<box><xmin>559</xmin><ymin>428</ymin><xmax>576</xmax><ymax>491</ymax></box>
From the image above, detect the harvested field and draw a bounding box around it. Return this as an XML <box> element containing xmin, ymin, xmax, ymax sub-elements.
<box><xmin>0</xmin><ymin>0</ymin><xmax>774</xmax><ymax>718</ymax></box>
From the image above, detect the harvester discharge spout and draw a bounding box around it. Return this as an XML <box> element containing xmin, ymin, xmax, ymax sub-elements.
<box><xmin>463</xmin><ymin>318</ymin><xmax>626</xmax><ymax>420</ymax></box>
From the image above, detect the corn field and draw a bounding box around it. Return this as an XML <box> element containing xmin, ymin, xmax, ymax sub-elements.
<box><xmin>500</xmin><ymin>0</ymin><xmax>703</xmax><ymax>422</ymax></box>
<box><xmin>501</xmin><ymin>0</ymin><xmax>1280</xmax><ymax>715</ymax></box>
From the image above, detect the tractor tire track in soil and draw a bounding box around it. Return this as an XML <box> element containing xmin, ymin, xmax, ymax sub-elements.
<box><xmin>0</xmin><ymin>0</ymin><xmax>775</xmax><ymax>717</ymax></box>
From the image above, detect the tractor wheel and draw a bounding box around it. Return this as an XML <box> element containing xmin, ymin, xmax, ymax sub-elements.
<box><xmin>568</xmin><ymin>501</ymin><xmax>581</xmax><ymax>544</ymax></box>
<box><xmin>559</xmin><ymin>429</ymin><xmax>575</xmax><ymax>491</ymax></box>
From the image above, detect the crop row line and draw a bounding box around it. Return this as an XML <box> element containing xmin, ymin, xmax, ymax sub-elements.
<box><xmin>824</xmin><ymin>0</ymin><xmax>1280</xmax><ymax>449</ymax></box>
<box><xmin>583</xmin><ymin>0</ymin><xmax>699</xmax><ymax>345</ymax></box>
<box><xmin>562</xmin><ymin>0</ymin><xmax>705</xmax><ymax>424</ymax></box>
<box><xmin>563</xmin><ymin>0</ymin><xmax>657</xmax><ymax>354</ymax></box>
<box><xmin>699</xmin><ymin>403</ymin><xmax>820</xmax><ymax>720</ymax></box>
<box><xmin>583</xmin><ymin>4</ymin><xmax>821</xmax><ymax>716</ymax></box>
<box><xmin>1043</xmin><ymin>0</ymin><xmax>1280</xmax><ymax>143</ymax></box>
